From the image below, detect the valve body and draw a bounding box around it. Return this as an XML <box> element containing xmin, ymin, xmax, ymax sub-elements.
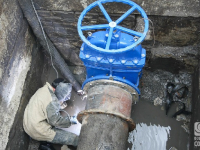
<box><xmin>80</xmin><ymin>30</ymin><xmax>146</xmax><ymax>94</ymax></box>
<box><xmin>77</xmin><ymin>0</ymin><xmax>149</xmax><ymax>149</ymax></box>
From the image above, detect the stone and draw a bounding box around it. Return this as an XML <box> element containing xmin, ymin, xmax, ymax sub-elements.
<box><xmin>0</xmin><ymin>0</ymin><xmax>44</xmax><ymax>149</ymax></box>
<box><xmin>34</xmin><ymin>0</ymin><xmax>200</xmax><ymax>17</ymax></box>
<box><xmin>28</xmin><ymin>139</ymin><xmax>40</xmax><ymax>150</ymax></box>
<box><xmin>154</xmin><ymin>97</ymin><xmax>163</xmax><ymax>106</ymax></box>
<box><xmin>176</xmin><ymin>114</ymin><xmax>187</xmax><ymax>122</ymax></box>
<box><xmin>73</xmin><ymin>66</ymin><xmax>86</xmax><ymax>75</ymax></box>
<box><xmin>148</xmin><ymin>46</ymin><xmax>199</xmax><ymax>73</ymax></box>
<box><xmin>61</xmin><ymin>145</ymin><xmax>71</xmax><ymax>150</ymax></box>
<box><xmin>6</xmin><ymin>39</ymin><xmax>44</xmax><ymax>150</ymax></box>
<box><xmin>181</xmin><ymin>123</ymin><xmax>190</xmax><ymax>134</ymax></box>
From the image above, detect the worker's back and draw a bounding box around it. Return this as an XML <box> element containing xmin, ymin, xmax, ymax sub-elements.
<box><xmin>23</xmin><ymin>82</ymin><xmax>56</xmax><ymax>141</ymax></box>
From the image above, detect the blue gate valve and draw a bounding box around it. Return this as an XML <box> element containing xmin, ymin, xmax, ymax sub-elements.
<box><xmin>77</xmin><ymin>0</ymin><xmax>149</xmax><ymax>98</ymax></box>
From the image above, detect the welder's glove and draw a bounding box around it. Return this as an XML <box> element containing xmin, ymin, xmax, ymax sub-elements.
<box><xmin>70</xmin><ymin>116</ymin><xmax>78</xmax><ymax>125</ymax></box>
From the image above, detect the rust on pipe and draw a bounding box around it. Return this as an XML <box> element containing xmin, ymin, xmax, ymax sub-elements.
<box><xmin>77</xmin><ymin>84</ymin><xmax>136</xmax><ymax>150</ymax></box>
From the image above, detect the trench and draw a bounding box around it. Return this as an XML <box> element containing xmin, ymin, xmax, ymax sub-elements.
<box><xmin>1</xmin><ymin>0</ymin><xmax>199</xmax><ymax>150</ymax></box>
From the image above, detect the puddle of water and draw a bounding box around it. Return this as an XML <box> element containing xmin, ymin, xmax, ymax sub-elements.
<box><xmin>128</xmin><ymin>123</ymin><xmax>171</xmax><ymax>150</ymax></box>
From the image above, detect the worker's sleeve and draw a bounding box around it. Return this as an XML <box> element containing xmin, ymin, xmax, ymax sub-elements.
<box><xmin>52</xmin><ymin>128</ymin><xmax>79</xmax><ymax>146</ymax></box>
<box><xmin>46</xmin><ymin>94</ymin><xmax>71</xmax><ymax>128</ymax></box>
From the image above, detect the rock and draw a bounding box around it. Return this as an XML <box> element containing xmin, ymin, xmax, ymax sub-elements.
<box><xmin>181</xmin><ymin>123</ymin><xmax>190</xmax><ymax>134</ymax></box>
<box><xmin>28</xmin><ymin>139</ymin><xmax>40</xmax><ymax>150</ymax></box>
<box><xmin>176</xmin><ymin>114</ymin><xmax>187</xmax><ymax>122</ymax></box>
<box><xmin>61</xmin><ymin>145</ymin><xmax>72</xmax><ymax>150</ymax></box>
<box><xmin>148</xmin><ymin>46</ymin><xmax>199</xmax><ymax>73</ymax></box>
<box><xmin>73</xmin><ymin>66</ymin><xmax>85</xmax><ymax>75</ymax></box>
<box><xmin>154</xmin><ymin>97</ymin><xmax>163</xmax><ymax>106</ymax></box>
<box><xmin>34</xmin><ymin>0</ymin><xmax>200</xmax><ymax>17</ymax></box>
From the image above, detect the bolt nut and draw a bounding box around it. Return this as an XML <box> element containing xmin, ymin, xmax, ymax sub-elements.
<box><xmin>133</xmin><ymin>59</ymin><xmax>138</xmax><ymax>64</ymax></box>
<box><xmin>88</xmin><ymin>32</ymin><xmax>92</xmax><ymax>36</ymax></box>
<box><xmin>109</xmin><ymin>59</ymin><xmax>114</xmax><ymax>63</ymax></box>
<box><xmin>121</xmin><ymin>60</ymin><xmax>126</xmax><ymax>64</ymax></box>
<box><xmin>134</xmin><ymin>37</ymin><xmax>138</xmax><ymax>41</ymax></box>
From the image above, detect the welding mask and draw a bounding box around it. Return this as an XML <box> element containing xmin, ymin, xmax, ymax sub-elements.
<box><xmin>55</xmin><ymin>82</ymin><xmax>72</xmax><ymax>102</ymax></box>
<box><xmin>52</xmin><ymin>78</ymin><xmax>65</xmax><ymax>88</ymax></box>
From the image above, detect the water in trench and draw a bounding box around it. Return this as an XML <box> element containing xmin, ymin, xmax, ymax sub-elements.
<box><xmin>129</xmin><ymin>69</ymin><xmax>192</xmax><ymax>150</ymax></box>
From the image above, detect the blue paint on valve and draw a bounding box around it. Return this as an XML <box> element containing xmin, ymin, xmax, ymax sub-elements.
<box><xmin>77</xmin><ymin>0</ymin><xmax>149</xmax><ymax>94</ymax></box>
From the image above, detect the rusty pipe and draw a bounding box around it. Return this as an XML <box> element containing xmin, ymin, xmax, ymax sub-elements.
<box><xmin>77</xmin><ymin>83</ymin><xmax>137</xmax><ymax>150</ymax></box>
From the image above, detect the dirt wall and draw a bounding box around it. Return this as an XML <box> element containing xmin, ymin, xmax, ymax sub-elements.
<box><xmin>0</xmin><ymin>0</ymin><xmax>44</xmax><ymax>149</ymax></box>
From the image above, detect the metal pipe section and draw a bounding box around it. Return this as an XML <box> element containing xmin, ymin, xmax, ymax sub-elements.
<box><xmin>77</xmin><ymin>83</ymin><xmax>137</xmax><ymax>150</ymax></box>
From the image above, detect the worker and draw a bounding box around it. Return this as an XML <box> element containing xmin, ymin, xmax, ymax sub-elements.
<box><xmin>23</xmin><ymin>78</ymin><xmax>79</xmax><ymax>149</ymax></box>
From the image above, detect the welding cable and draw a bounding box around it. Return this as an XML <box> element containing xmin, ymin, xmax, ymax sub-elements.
<box><xmin>30</xmin><ymin>0</ymin><xmax>58</xmax><ymax>78</ymax></box>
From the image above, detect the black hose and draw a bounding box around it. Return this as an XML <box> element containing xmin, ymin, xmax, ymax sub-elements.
<box><xmin>18</xmin><ymin>0</ymin><xmax>81</xmax><ymax>91</ymax></box>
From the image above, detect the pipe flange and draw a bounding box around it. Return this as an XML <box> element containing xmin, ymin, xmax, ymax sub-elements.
<box><xmin>77</xmin><ymin>109</ymin><xmax>136</xmax><ymax>131</ymax></box>
<box><xmin>83</xmin><ymin>79</ymin><xmax>139</xmax><ymax>102</ymax></box>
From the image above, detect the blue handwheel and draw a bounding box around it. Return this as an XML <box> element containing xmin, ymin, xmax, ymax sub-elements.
<box><xmin>77</xmin><ymin>0</ymin><xmax>149</xmax><ymax>53</ymax></box>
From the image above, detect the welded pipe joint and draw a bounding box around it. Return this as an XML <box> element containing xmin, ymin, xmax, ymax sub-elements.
<box><xmin>77</xmin><ymin>85</ymin><xmax>136</xmax><ymax>131</ymax></box>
